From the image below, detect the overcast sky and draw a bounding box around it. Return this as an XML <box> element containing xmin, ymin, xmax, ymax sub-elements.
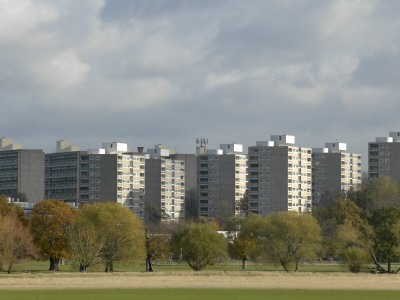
<box><xmin>1</xmin><ymin>0</ymin><xmax>399</xmax><ymax>164</ymax></box>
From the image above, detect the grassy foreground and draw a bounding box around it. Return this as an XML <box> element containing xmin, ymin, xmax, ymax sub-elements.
<box><xmin>2</xmin><ymin>289</ymin><xmax>400</xmax><ymax>300</ymax></box>
<box><xmin>9</xmin><ymin>259</ymin><xmax>345</xmax><ymax>273</ymax></box>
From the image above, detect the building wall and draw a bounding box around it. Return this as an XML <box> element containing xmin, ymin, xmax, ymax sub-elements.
<box><xmin>170</xmin><ymin>154</ymin><xmax>198</xmax><ymax>219</ymax></box>
<box><xmin>0</xmin><ymin>149</ymin><xmax>44</xmax><ymax>203</ymax></box>
<box><xmin>18</xmin><ymin>150</ymin><xmax>45</xmax><ymax>203</ymax></box>
<box><xmin>369</xmin><ymin>142</ymin><xmax>400</xmax><ymax>181</ymax></box>
<box><xmin>248</xmin><ymin>144</ymin><xmax>312</xmax><ymax>216</ymax></box>
<box><xmin>312</xmin><ymin>152</ymin><xmax>362</xmax><ymax>206</ymax></box>
<box><xmin>198</xmin><ymin>153</ymin><xmax>246</xmax><ymax>221</ymax></box>
<box><xmin>145</xmin><ymin>158</ymin><xmax>185</xmax><ymax>221</ymax></box>
<box><xmin>45</xmin><ymin>151</ymin><xmax>84</xmax><ymax>205</ymax></box>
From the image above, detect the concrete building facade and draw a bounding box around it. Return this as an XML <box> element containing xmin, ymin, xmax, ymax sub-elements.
<box><xmin>369</xmin><ymin>132</ymin><xmax>400</xmax><ymax>182</ymax></box>
<box><xmin>45</xmin><ymin>141</ymin><xmax>146</xmax><ymax>217</ymax></box>
<box><xmin>248</xmin><ymin>135</ymin><xmax>312</xmax><ymax>216</ymax></box>
<box><xmin>312</xmin><ymin>142</ymin><xmax>362</xmax><ymax>207</ymax></box>
<box><xmin>145</xmin><ymin>145</ymin><xmax>185</xmax><ymax>221</ymax></box>
<box><xmin>197</xmin><ymin>144</ymin><xmax>247</xmax><ymax>221</ymax></box>
<box><xmin>0</xmin><ymin>138</ymin><xmax>45</xmax><ymax>203</ymax></box>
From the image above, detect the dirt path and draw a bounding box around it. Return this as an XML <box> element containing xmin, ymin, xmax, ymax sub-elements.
<box><xmin>0</xmin><ymin>271</ymin><xmax>400</xmax><ymax>290</ymax></box>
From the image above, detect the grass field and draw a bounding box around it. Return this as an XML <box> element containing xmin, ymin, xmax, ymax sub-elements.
<box><xmin>2</xmin><ymin>289</ymin><xmax>400</xmax><ymax>300</ymax></box>
<box><xmin>8</xmin><ymin>259</ymin><xmax>346</xmax><ymax>273</ymax></box>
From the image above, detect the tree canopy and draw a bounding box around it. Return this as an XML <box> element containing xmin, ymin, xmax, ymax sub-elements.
<box><xmin>78</xmin><ymin>202</ymin><xmax>146</xmax><ymax>272</ymax></box>
<box><xmin>172</xmin><ymin>223</ymin><xmax>227</xmax><ymax>271</ymax></box>
<box><xmin>262</xmin><ymin>212</ymin><xmax>322</xmax><ymax>272</ymax></box>
<box><xmin>30</xmin><ymin>199</ymin><xmax>78</xmax><ymax>270</ymax></box>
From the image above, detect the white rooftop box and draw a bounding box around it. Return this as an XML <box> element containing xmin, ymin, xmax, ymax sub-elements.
<box><xmin>205</xmin><ymin>149</ymin><xmax>223</xmax><ymax>155</ymax></box>
<box><xmin>389</xmin><ymin>132</ymin><xmax>400</xmax><ymax>142</ymax></box>
<box><xmin>256</xmin><ymin>141</ymin><xmax>275</xmax><ymax>147</ymax></box>
<box><xmin>271</xmin><ymin>135</ymin><xmax>295</xmax><ymax>146</ymax></box>
<box><xmin>220</xmin><ymin>143</ymin><xmax>243</xmax><ymax>154</ymax></box>
<box><xmin>102</xmin><ymin>142</ymin><xmax>128</xmax><ymax>154</ymax></box>
<box><xmin>87</xmin><ymin>149</ymin><xmax>106</xmax><ymax>155</ymax></box>
<box><xmin>312</xmin><ymin>148</ymin><xmax>329</xmax><ymax>153</ymax></box>
<box><xmin>325</xmin><ymin>142</ymin><xmax>347</xmax><ymax>152</ymax></box>
<box><xmin>147</xmin><ymin>148</ymin><xmax>170</xmax><ymax>158</ymax></box>
<box><xmin>375</xmin><ymin>137</ymin><xmax>393</xmax><ymax>143</ymax></box>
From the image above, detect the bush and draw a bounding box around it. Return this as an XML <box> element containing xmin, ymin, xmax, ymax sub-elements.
<box><xmin>342</xmin><ymin>246</ymin><xmax>370</xmax><ymax>273</ymax></box>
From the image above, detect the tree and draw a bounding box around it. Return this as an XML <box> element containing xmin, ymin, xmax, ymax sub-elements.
<box><xmin>171</xmin><ymin>223</ymin><xmax>227</xmax><ymax>271</ymax></box>
<box><xmin>30</xmin><ymin>199</ymin><xmax>78</xmax><ymax>271</ymax></box>
<box><xmin>262</xmin><ymin>212</ymin><xmax>322</xmax><ymax>272</ymax></box>
<box><xmin>224</xmin><ymin>215</ymin><xmax>258</xmax><ymax>269</ymax></box>
<box><xmin>336</xmin><ymin>207</ymin><xmax>400</xmax><ymax>274</ymax></box>
<box><xmin>227</xmin><ymin>235</ymin><xmax>257</xmax><ymax>270</ymax></box>
<box><xmin>81</xmin><ymin>202</ymin><xmax>146</xmax><ymax>272</ymax></box>
<box><xmin>145</xmin><ymin>229</ymin><xmax>171</xmax><ymax>272</ymax></box>
<box><xmin>144</xmin><ymin>204</ymin><xmax>170</xmax><ymax>226</ymax></box>
<box><xmin>330</xmin><ymin>198</ymin><xmax>363</xmax><ymax>226</ymax></box>
<box><xmin>184</xmin><ymin>188</ymin><xmax>198</xmax><ymax>221</ymax></box>
<box><xmin>0</xmin><ymin>215</ymin><xmax>36</xmax><ymax>273</ymax></box>
<box><xmin>65</xmin><ymin>212</ymin><xmax>103</xmax><ymax>272</ymax></box>
<box><xmin>347</xmin><ymin>188</ymin><xmax>372</xmax><ymax>211</ymax></box>
<box><xmin>341</xmin><ymin>246</ymin><xmax>370</xmax><ymax>273</ymax></box>
<box><xmin>0</xmin><ymin>195</ymin><xmax>27</xmax><ymax>226</ymax></box>
<box><xmin>368</xmin><ymin>176</ymin><xmax>400</xmax><ymax>210</ymax></box>
<box><xmin>239</xmin><ymin>195</ymin><xmax>249</xmax><ymax>218</ymax></box>
<box><xmin>369</xmin><ymin>207</ymin><xmax>400</xmax><ymax>273</ymax></box>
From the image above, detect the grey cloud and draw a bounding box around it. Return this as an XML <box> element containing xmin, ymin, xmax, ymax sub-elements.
<box><xmin>2</xmin><ymin>0</ymin><xmax>400</xmax><ymax>170</ymax></box>
<box><xmin>353</xmin><ymin>52</ymin><xmax>400</xmax><ymax>87</ymax></box>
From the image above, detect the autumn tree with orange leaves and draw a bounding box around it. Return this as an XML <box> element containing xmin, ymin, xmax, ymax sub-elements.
<box><xmin>30</xmin><ymin>199</ymin><xmax>78</xmax><ymax>271</ymax></box>
<box><xmin>0</xmin><ymin>215</ymin><xmax>36</xmax><ymax>273</ymax></box>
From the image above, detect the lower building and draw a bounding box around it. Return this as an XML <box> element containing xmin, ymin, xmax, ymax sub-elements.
<box><xmin>197</xmin><ymin>144</ymin><xmax>247</xmax><ymax>222</ymax></box>
<box><xmin>248</xmin><ymin>135</ymin><xmax>312</xmax><ymax>216</ymax></box>
<box><xmin>312</xmin><ymin>142</ymin><xmax>362</xmax><ymax>207</ymax></box>
<box><xmin>0</xmin><ymin>138</ymin><xmax>45</xmax><ymax>203</ymax></box>
<box><xmin>145</xmin><ymin>156</ymin><xmax>185</xmax><ymax>221</ymax></box>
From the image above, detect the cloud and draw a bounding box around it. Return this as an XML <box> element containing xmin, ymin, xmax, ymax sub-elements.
<box><xmin>2</xmin><ymin>0</ymin><xmax>400</xmax><ymax>165</ymax></box>
<box><xmin>31</xmin><ymin>49</ymin><xmax>90</xmax><ymax>90</ymax></box>
<box><xmin>0</xmin><ymin>0</ymin><xmax>57</xmax><ymax>41</ymax></box>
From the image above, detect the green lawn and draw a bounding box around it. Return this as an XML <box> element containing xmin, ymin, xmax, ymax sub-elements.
<box><xmin>2</xmin><ymin>289</ymin><xmax>400</xmax><ymax>300</ymax></box>
<box><xmin>7</xmin><ymin>260</ymin><xmax>345</xmax><ymax>273</ymax></box>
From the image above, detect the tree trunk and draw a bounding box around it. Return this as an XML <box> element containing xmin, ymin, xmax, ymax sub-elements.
<box><xmin>49</xmin><ymin>257</ymin><xmax>60</xmax><ymax>271</ymax></box>
<box><xmin>105</xmin><ymin>260</ymin><xmax>112</xmax><ymax>273</ymax></box>
<box><xmin>146</xmin><ymin>258</ymin><xmax>154</xmax><ymax>272</ymax></box>
<box><xmin>79</xmin><ymin>264</ymin><xmax>87</xmax><ymax>272</ymax></box>
<box><xmin>388</xmin><ymin>261</ymin><xmax>391</xmax><ymax>273</ymax></box>
<box><xmin>7</xmin><ymin>263</ymin><xmax>13</xmax><ymax>274</ymax></box>
<box><xmin>242</xmin><ymin>258</ymin><xmax>246</xmax><ymax>270</ymax></box>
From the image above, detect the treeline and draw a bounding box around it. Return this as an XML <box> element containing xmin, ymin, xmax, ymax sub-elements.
<box><xmin>2</xmin><ymin>175</ymin><xmax>400</xmax><ymax>273</ymax></box>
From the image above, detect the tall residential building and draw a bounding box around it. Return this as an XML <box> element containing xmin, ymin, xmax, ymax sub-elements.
<box><xmin>45</xmin><ymin>141</ymin><xmax>146</xmax><ymax>217</ymax></box>
<box><xmin>197</xmin><ymin>144</ymin><xmax>247</xmax><ymax>222</ymax></box>
<box><xmin>0</xmin><ymin>138</ymin><xmax>45</xmax><ymax>203</ymax></box>
<box><xmin>145</xmin><ymin>145</ymin><xmax>185</xmax><ymax>221</ymax></box>
<box><xmin>248</xmin><ymin>135</ymin><xmax>312</xmax><ymax>216</ymax></box>
<box><xmin>312</xmin><ymin>142</ymin><xmax>362</xmax><ymax>207</ymax></box>
<box><xmin>368</xmin><ymin>132</ymin><xmax>400</xmax><ymax>181</ymax></box>
<box><xmin>169</xmin><ymin>153</ymin><xmax>198</xmax><ymax>219</ymax></box>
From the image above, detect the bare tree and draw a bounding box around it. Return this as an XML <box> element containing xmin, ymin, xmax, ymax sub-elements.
<box><xmin>0</xmin><ymin>215</ymin><xmax>36</xmax><ymax>273</ymax></box>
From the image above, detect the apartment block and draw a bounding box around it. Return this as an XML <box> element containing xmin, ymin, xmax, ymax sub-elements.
<box><xmin>197</xmin><ymin>144</ymin><xmax>247</xmax><ymax>222</ymax></box>
<box><xmin>248</xmin><ymin>135</ymin><xmax>312</xmax><ymax>216</ymax></box>
<box><xmin>312</xmin><ymin>142</ymin><xmax>362</xmax><ymax>207</ymax></box>
<box><xmin>369</xmin><ymin>132</ymin><xmax>400</xmax><ymax>182</ymax></box>
<box><xmin>45</xmin><ymin>141</ymin><xmax>146</xmax><ymax>217</ymax></box>
<box><xmin>169</xmin><ymin>153</ymin><xmax>198</xmax><ymax>219</ymax></box>
<box><xmin>0</xmin><ymin>138</ymin><xmax>45</xmax><ymax>203</ymax></box>
<box><xmin>145</xmin><ymin>145</ymin><xmax>185</xmax><ymax>221</ymax></box>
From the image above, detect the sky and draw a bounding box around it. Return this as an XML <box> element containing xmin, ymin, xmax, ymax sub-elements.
<box><xmin>1</xmin><ymin>0</ymin><xmax>400</xmax><ymax>164</ymax></box>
